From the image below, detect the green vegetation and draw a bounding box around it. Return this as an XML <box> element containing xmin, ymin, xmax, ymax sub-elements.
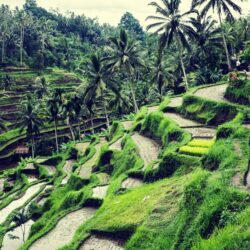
<box><xmin>0</xmin><ymin>0</ymin><xmax>250</xmax><ymax>250</ymax></box>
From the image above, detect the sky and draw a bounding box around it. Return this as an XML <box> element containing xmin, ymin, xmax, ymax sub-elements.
<box><xmin>0</xmin><ymin>0</ymin><xmax>249</xmax><ymax>28</ymax></box>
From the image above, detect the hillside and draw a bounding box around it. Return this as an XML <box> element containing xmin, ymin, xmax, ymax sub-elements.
<box><xmin>0</xmin><ymin>79</ymin><xmax>249</xmax><ymax>250</ymax></box>
<box><xmin>0</xmin><ymin>0</ymin><xmax>250</xmax><ymax>249</ymax></box>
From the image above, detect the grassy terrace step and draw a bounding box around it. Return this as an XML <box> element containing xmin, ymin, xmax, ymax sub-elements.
<box><xmin>179</xmin><ymin>145</ymin><xmax>209</xmax><ymax>156</ymax></box>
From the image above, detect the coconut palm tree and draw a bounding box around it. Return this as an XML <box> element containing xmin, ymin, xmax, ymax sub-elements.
<box><xmin>36</xmin><ymin>77</ymin><xmax>49</xmax><ymax>99</ymax></box>
<box><xmin>147</xmin><ymin>0</ymin><xmax>196</xmax><ymax>90</ymax></box>
<box><xmin>104</xmin><ymin>29</ymin><xmax>145</xmax><ymax>112</ymax></box>
<box><xmin>14</xmin><ymin>8</ymin><xmax>32</xmax><ymax>66</ymax></box>
<box><xmin>63</xmin><ymin>95</ymin><xmax>76</xmax><ymax>141</ymax></box>
<box><xmin>19</xmin><ymin>95</ymin><xmax>41</xmax><ymax>159</ymax></box>
<box><xmin>47</xmin><ymin>94</ymin><xmax>62</xmax><ymax>152</ymax></box>
<box><xmin>151</xmin><ymin>51</ymin><xmax>176</xmax><ymax>96</ymax></box>
<box><xmin>192</xmin><ymin>0</ymin><xmax>243</xmax><ymax>70</ymax></box>
<box><xmin>189</xmin><ymin>14</ymin><xmax>222</xmax><ymax>56</ymax></box>
<box><xmin>0</xmin><ymin>5</ymin><xmax>11</xmax><ymax>63</ymax></box>
<box><xmin>86</xmin><ymin>53</ymin><xmax>115</xmax><ymax>128</ymax></box>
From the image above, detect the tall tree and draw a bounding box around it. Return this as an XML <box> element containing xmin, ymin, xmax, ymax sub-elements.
<box><xmin>119</xmin><ymin>12</ymin><xmax>145</xmax><ymax>40</ymax></box>
<box><xmin>0</xmin><ymin>5</ymin><xmax>11</xmax><ymax>63</ymax></box>
<box><xmin>192</xmin><ymin>0</ymin><xmax>243</xmax><ymax>70</ymax></box>
<box><xmin>63</xmin><ymin>95</ymin><xmax>76</xmax><ymax>141</ymax></box>
<box><xmin>14</xmin><ymin>8</ymin><xmax>32</xmax><ymax>66</ymax></box>
<box><xmin>47</xmin><ymin>94</ymin><xmax>61</xmax><ymax>152</ymax></box>
<box><xmin>105</xmin><ymin>29</ymin><xmax>145</xmax><ymax>112</ymax></box>
<box><xmin>86</xmin><ymin>53</ymin><xmax>116</xmax><ymax>128</ymax></box>
<box><xmin>152</xmin><ymin>51</ymin><xmax>176</xmax><ymax>96</ymax></box>
<box><xmin>19</xmin><ymin>95</ymin><xmax>41</xmax><ymax>159</ymax></box>
<box><xmin>147</xmin><ymin>0</ymin><xmax>196</xmax><ymax>90</ymax></box>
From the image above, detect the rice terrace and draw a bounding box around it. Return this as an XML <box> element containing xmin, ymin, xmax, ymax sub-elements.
<box><xmin>0</xmin><ymin>0</ymin><xmax>249</xmax><ymax>249</ymax></box>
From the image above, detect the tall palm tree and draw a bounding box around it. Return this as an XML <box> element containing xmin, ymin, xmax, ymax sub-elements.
<box><xmin>147</xmin><ymin>0</ymin><xmax>196</xmax><ymax>90</ymax></box>
<box><xmin>19</xmin><ymin>95</ymin><xmax>41</xmax><ymax>159</ymax></box>
<box><xmin>104</xmin><ymin>29</ymin><xmax>145</xmax><ymax>112</ymax></box>
<box><xmin>86</xmin><ymin>54</ymin><xmax>114</xmax><ymax>128</ymax></box>
<box><xmin>47</xmin><ymin>95</ymin><xmax>61</xmax><ymax>152</ymax></box>
<box><xmin>0</xmin><ymin>5</ymin><xmax>11</xmax><ymax>63</ymax></box>
<box><xmin>192</xmin><ymin>0</ymin><xmax>243</xmax><ymax>70</ymax></box>
<box><xmin>71</xmin><ymin>94</ymin><xmax>83</xmax><ymax>140</ymax></box>
<box><xmin>152</xmin><ymin>51</ymin><xmax>176</xmax><ymax>96</ymax></box>
<box><xmin>63</xmin><ymin>95</ymin><xmax>76</xmax><ymax>141</ymax></box>
<box><xmin>189</xmin><ymin>14</ymin><xmax>222</xmax><ymax>56</ymax></box>
<box><xmin>36</xmin><ymin>77</ymin><xmax>49</xmax><ymax>99</ymax></box>
<box><xmin>14</xmin><ymin>8</ymin><xmax>32</xmax><ymax>66</ymax></box>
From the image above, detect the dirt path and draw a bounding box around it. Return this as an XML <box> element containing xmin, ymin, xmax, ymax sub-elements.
<box><xmin>75</xmin><ymin>142</ymin><xmax>90</xmax><ymax>154</ymax></box>
<box><xmin>193</xmin><ymin>84</ymin><xmax>228</xmax><ymax>102</ymax></box>
<box><xmin>131</xmin><ymin>133</ymin><xmax>160</xmax><ymax>168</ymax></box>
<box><xmin>109</xmin><ymin>137</ymin><xmax>123</xmax><ymax>151</ymax></box>
<box><xmin>61</xmin><ymin>160</ymin><xmax>75</xmax><ymax>185</ymax></box>
<box><xmin>0</xmin><ymin>183</ymin><xmax>45</xmax><ymax>224</ymax></box>
<box><xmin>29</xmin><ymin>208</ymin><xmax>96</xmax><ymax>250</ymax></box>
<box><xmin>79</xmin><ymin>235</ymin><xmax>125</xmax><ymax>250</ymax></box>
<box><xmin>121</xmin><ymin>178</ymin><xmax>143</xmax><ymax>189</ymax></box>
<box><xmin>164</xmin><ymin>112</ymin><xmax>200</xmax><ymax>127</ymax></box>
<box><xmin>92</xmin><ymin>185</ymin><xmax>109</xmax><ymax>199</ymax></box>
<box><xmin>1</xmin><ymin>219</ymin><xmax>34</xmax><ymax>250</ymax></box>
<box><xmin>121</xmin><ymin>121</ymin><xmax>133</xmax><ymax>130</ymax></box>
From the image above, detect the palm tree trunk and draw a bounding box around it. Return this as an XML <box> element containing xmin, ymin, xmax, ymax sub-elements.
<box><xmin>176</xmin><ymin>38</ymin><xmax>189</xmax><ymax>90</ymax></box>
<box><xmin>31</xmin><ymin>135</ymin><xmax>35</xmax><ymax>159</ymax></box>
<box><xmin>90</xmin><ymin>113</ymin><xmax>94</xmax><ymax>134</ymax></box>
<box><xmin>20</xmin><ymin>27</ymin><xmax>23</xmax><ymax>66</ymax></box>
<box><xmin>179</xmin><ymin>55</ymin><xmax>189</xmax><ymax>90</ymax></box>
<box><xmin>67</xmin><ymin>117</ymin><xmax>75</xmax><ymax>141</ymax></box>
<box><xmin>1</xmin><ymin>39</ymin><xmax>5</xmax><ymax>63</ymax></box>
<box><xmin>129</xmin><ymin>77</ymin><xmax>139</xmax><ymax>113</ymax></box>
<box><xmin>54</xmin><ymin>118</ymin><xmax>59</xmax><ymax>152</ymax></box>
<box><xmin>102</xmin><ymin>93</ymin><xmax>110</xmax><ymax>128</ymax></box>
<box><xmin>218</xmin><ymin>13</ymin><xmax>232</xmax><ymax>71</ymax></box>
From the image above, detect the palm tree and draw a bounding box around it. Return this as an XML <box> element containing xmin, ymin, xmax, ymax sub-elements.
<box><xmin>63</xmin><ymin>95</ymin><xmax>76</xmax><ymax>141</ymax></box>
<box><xmin>14</xmin><ymin>8</ymin><xmax>32</xmax><ymax>66</ymax></box>
<box><xmin>189</xmin><ymin>14</ymin><xmax>222</xmax><ymax>56</ymax></box>
<box><xmin>152</xmin><ymin>51</ymin><xmax>176</xmax><ymax>96</ymax></box>
<box><xmin>192</xmin><ymin>0</ymin><xmax>243</xmax><ymax>70</ymax></box>
<box><xmin>19</xmin><ymin>95</ymin><xmax>41</xmax><ymax>159</ymax></box>
<box><xmin>104</xmin><ymin>29</ymin><xmax>145</xmax><ymax>112</ymax></box>
<box><xmin>71</xmin><ymin>94</ymin><xmax>83</xmax><ymax>140</ymax></box>
<box><xmin>109</xmin><ymin>86</ymin><xmax>133</xmax><ymax>117</ymax></box>
<box><xmin>147</xmin><ymin>0</ymin><xmax>196</xmax><ymax>90</ymax></box>
<box><xmin>47</xmin><ymin>94</ymin><xmax>61</xmax><ymax>152</ymax></box>
<box><xmin>36</xmin><ymin>77</ymin><xmax>49</xmax><ymax>99</ymax></box>
<box><xmin>11</xmin><ymin>208</ymin><xmax>29</xmax><ymax>243</ymax></box>
<box><xmin>0</xmin><ymin>5</ymin><xmax>11</xmax><ymax>63</ymax></box>
<box><xmin>86</xmin><ymin>54</ymin><xmax>114</xmax><ymax>128</ymax></box>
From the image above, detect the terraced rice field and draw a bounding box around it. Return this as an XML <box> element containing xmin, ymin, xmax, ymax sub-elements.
<box><xmin>79</xmin><ymin>235</ymin><xmax>125</xmax><ymax>250</ymax></box>
<box><xmin>131</xmin><ymin>133</ymin><xmax>160</xmax><ymax>168</ymax></box>
<box><xmin>0</xmin><ymin>183</ymin><xmax>45</xmax><ymax>224</ymax></box>
<box><xmin>1</xmin><ymin>220</ymin><xmax>34</xmax><ymax>250</ymax></box>
<box><xmin>193</xmin><ymin>84</ymin><xmax>228</xmax><ymax>102</ymax></box>
<box><xmin>92</xmin><ymin>185</ymin><xmax>109</xmax><ymax>199</ymax></box>
<box><xmin>121</xmin><ymin>178</ymin><xmax>143</xmax><ymax>189</ymax></box>
<box><xmin>29</xmin><ymin>208</ymin><xmax>96</xmax><ymax>250</ymax></box>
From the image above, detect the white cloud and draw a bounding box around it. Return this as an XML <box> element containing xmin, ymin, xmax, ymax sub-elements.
<box><xmin>0</xmin><ymin>0</ymin><xmax>249</xmax><ymax>28</ymax></box>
